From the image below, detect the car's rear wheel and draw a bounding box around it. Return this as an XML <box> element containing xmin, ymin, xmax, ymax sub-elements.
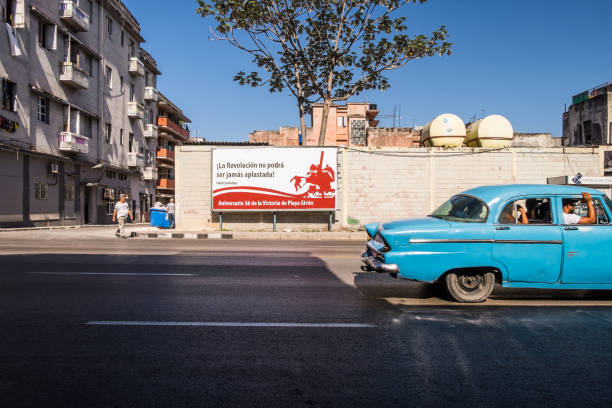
<box><xmin>444</xmin><ymin>271</ymin><xmax>495</xmax><ymax>303</ymax></box>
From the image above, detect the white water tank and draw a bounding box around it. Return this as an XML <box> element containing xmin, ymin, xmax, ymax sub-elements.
<box><xmin>421</xmin><ymin>114</ymin><xmax>466</xmax><ymax>147</ymax></box>
<box><xmin>465</xmin><ymin>115</ymin><xmax>513</xmax><ymax>148</ymax></box>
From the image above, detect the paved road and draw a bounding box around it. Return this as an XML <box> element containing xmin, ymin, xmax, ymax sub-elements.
<box><xmin>2</xmin><ymin>235</ymin><xmax>612</xmax><ymax>407</ymax></box>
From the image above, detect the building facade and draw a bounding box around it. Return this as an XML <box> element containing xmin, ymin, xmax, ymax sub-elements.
<box><xmin>249</xmin><ymin>102</ymin><xmax>421</xmax><ymax>147</ymax></box>
<box><xmin>155</xmin><ymin>92</ymin><xmax>191</xmax><ymax>204</ymax></box>
<box><xmin>563</xmin><ymin>83</ymin><xmax>612</xmax><ymax>146</ymax></box>
<box><xmin>0</xmin><ymin>0</ymin><xmax>179</xmax><ymax>227</ymax></box>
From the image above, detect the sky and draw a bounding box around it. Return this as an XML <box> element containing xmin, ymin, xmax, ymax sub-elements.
<box><xmin>124</xmin><ymin>0</ymin><xmax>612</xmax><ymax>142</ymax></box>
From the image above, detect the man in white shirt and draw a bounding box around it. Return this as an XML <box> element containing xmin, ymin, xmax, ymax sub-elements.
<box><xmin>562</xmin><ymin>192</ymin><xmax>596</xmax><ymax>225</ymax></box>
<box><xmin>112</xmin><ymin>194</ymin><xmax>134</xmax><ymax>238</ymax></box>
<box><xmin>165</xmin><ymin>198</ymin><xmax>176</xmax><ymax>229</ymax></box>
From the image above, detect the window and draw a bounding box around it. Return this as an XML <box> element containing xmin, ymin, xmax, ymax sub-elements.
<box><xmin>37</xmin><ymin>96</ymin><xmax>49</xmax><ymax>123</ymax></box>
<box><xmin>431</xmin><ymin>195</ymin><xmax>488</xmax><ymax>223</ymax></box>
<box><xmin>1</xmin><ymin>78</ymin><xmax>16</xmax><ymax>112</ymax></box>
<box><xmin>129</xmin><ymin>39</ymin><xmax>135</xmax><ymax>58</ymax></box>
<box><xmin>82</xmin><ymin>116</ymin><xmax>92</xmax><ymax>138</ymax></box>
<box><xmin>337</xmin><ymin>116</ymin><xmax>346</xmax><ymax>127</ymax></box>
<box><xmin>563</xmin><ymin>197</ymin><xmax>610</xmax><ymax>225</ymax></box>
<box><xmin>128</xmin><ymin>132</ymin><xmax>134</xmax><ymax>152</ymax></box>
<box><xmin>105</xmin><ymin>201</ymin><xmax>114</xmax><ymax>215</ymax></box>
<box><xmin>105</xmin><ymin>123</ymin><xmax>112</xmax><ymax>144</ymax></box>
<box><xmin>5</xmin><ymin>0</ymin><xmax>24</xmax><ymax>28</ymax></box>
<box><xmin>34</xmin><ymin>182</ymin><xmax>48</xmax><ymax>200</ymax></box>
<box><xmin>84</xmin><ymin>54</ymin><xmax>93</xmax><ymax>77</ymax></box>
<box><xmin>88</xmin><ymin>0</ymin><xmax>93</xmax><ymax>23</ymax></box>
<box><xmin>105</xmin><ymin>66</ymin><xmax>112</xmax><ymax>88</ymax></box>
<box><xmin>129</xmin><ymin>83</ymin><xmax>135</xmax><ymax>102</ymax></box>
<box><xmin>499</xmin><ymin>198</ymin><xmax>552</xmax><ymax>225</ymax></box>
<box><xmin>120</xmin><ymin>30</ymin><xmax>124</xmax><ymax>47</ymax></box>
<box><xmin>65</xmin><ymin>184</ymin><xmax>74</xmax><ymax>201</ymax></box>
<box><xmin>119</xmin><ymin>129</ymin><xmax>123</xmax><ymax>146</ymax></box>
<box><xmin>118</xmin><ymin>173</ymin><xmax>127</xmax><ymax>181</ymax></box>
<box><xmin>38</xmin><ymin>20</ymin><xmax>56</xmax><ymax>50</ymax></box>
<box><xmin>106</xmin><ymin>16</ymin><xmax>112</xmax><ymax>39</ymax></box>
<box><xmin>120</xmin><ymin>75</ymin><xmax>124</xmax><ymax>93</ymax></box>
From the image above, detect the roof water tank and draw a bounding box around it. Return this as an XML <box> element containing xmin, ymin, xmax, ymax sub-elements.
<box><xmin>421</xmin><ymin>114</ymin><xmax>466</xmax><ymax>147</ymax></box>
<box><xmin>465</xmin><ymin>115</ymin><xmax>513</xmax><ymax>148</ymax></box>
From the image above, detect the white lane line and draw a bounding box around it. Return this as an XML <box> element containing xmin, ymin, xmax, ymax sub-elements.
<box><xmin>28</xmin><ymin>272</ymin><xmax>196</xmax><ymax>276</ymax></box>
<box><xmin>85</xmin><ymin>321</ymin><xmax>376</xmax><ymax>328</ymax></box>
<box><xmin>315</xmin><ymin>245</ymin><xmax>361</xmax><ymax>248</ymax></box>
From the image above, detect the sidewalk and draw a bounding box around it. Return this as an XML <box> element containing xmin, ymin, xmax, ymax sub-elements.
<box><xmin>0</xmin><ymin>224</ymin><xmax>366</xmax><ymax>241</ymax></box>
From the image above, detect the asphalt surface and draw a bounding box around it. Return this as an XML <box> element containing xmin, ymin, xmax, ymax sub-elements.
<box><xmin>2</xmin><ymin>232</ymin><xmax>612</xmax><ymax>407</ymax></box>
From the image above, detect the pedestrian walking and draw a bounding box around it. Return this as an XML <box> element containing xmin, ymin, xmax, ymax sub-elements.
<box><xmin>165</xmin><ymin>198</ymin><xmax>176</xmax><ymax>229</ymax></box>
<box><xmin>112</xmin><ymin>194</ymin><xmax>134</xmax><ymax>238</ymax></box>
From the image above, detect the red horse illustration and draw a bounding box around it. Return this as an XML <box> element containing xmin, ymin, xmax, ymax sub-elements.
<box><xmin>290</xmin><ymin>151</ymin><xmax>335</xmax><ymax>198</ymax></box>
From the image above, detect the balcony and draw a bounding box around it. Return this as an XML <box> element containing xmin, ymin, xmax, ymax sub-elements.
<box><xmin>59</xmin><ymin>62</ymin><xmax>89</xmax><ymax>89</ymax></box>
<box><xmin>156</xmin><ymin>147</ymin><xmax>175</xmax><ymax>162</ymax></box>
<box><xmin>59</xmin><ymin>1</ymin><xmax>89</xmax><ymax>32</ymax></box>
<box><xmin>127</xmin><ymin>152</ymin><xmax>144</xmax><ymax>168</ymax></box>
<box><xmin>144</xmin><ymin>87</ymin><xmax>159</xmax><ymax>102</ymax></box>
<box><xmin>59</xmin><ymin>132</ymin><xmax>89</xmax><ymax>154</ymax></box>
<box><xmin>157</xmin><ymin>117</ymin><xmax>190</xmax><ymax>140</ymax></box>
<box><xmin>127</xmin><ymin>101</ymin><xmax>145</xmax><ymax>119</ymax></box>
<box><xmin>157</xmin><ymin>178</ymin><xmax>175</xmax><ymax>191</ymax></box>
<box><xmin>143</xmin><ymin>167</ymin><xmax>158</xmax><ymax>181</ymax></box>
<box><xmin>128</xmin><ymin>57</ymin><xmax>145</xmax><ymax>76</ymax></box>
<box><xmin>144</xmin><ymin>124</ymin><xmax>158</xmax><ymax>139</ymax></box>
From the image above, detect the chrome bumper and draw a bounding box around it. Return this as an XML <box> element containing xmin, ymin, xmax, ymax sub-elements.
<box><xmin>360</xmin><ymin>251</ymin><xmax>399</xmax><ymax>274</ymax></box>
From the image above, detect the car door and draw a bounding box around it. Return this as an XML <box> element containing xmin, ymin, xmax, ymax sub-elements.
<box><xmin>559</xmin><ymin>195</ymin><xmax>612</xmax><ymax>284</ymax></box>
<box><xmin>491</xmin><ymin>196</ymin><xmax>563</xmax><ymax>283</ymax></box>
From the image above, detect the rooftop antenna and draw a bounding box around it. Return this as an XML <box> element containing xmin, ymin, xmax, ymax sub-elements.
<box><xmin>397</xmin><ymin>105</ymin><xmax>403</xmax><ymax>127</ymax></box>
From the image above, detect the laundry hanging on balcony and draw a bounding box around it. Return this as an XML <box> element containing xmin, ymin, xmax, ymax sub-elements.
<box><xmin>0</xmin><ymin>115</ymin><xmax>19</xmax><ymax>133</ymax></box>
<box><xmin>5</xmin><ymin>23</ymin><xmax>22</xmax><ymax>56</ymax></box>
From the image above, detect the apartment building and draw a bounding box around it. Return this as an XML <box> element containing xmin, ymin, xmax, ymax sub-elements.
<box><xmin>563</xmin><ymin>82</ymin><xmax>612</xmax><ymax>146</ymax></box>
<box><xmin>156</xmin><ymin>91</ymin><xmax>190</xmax><ymax>204</ymax></box>
<box><xmin>249</xmin><ymin>102</ymin><xmax>421</xmax><ymax>147</ymax></box>
<box><xmin>0</xmin><ymin>0</ymin><xmax>165</xmax><ymax>227</ymax></box>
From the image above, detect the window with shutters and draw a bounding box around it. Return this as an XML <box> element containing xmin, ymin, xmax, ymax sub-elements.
<box><xmin>38</xmin><ymin>20</ymin><xmax>57</xmax><ymax>50</ymax></box>
<box><xmin>37</xmin><ymin>96</ymin><xmax>49</xmax><ymax>124</ymax></box>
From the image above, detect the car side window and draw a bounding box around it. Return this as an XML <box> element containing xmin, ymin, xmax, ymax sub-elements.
<box><xmin>498</xmin><ymin>198</ymin><xmax>553</xmax><ymax>225</ymax></box>
<box><xmin>568</xmin><ymin>197</ymin><xmax>610</xmax><ymax>225</ymax></box>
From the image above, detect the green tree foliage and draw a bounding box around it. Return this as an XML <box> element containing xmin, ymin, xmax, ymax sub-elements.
<box><xmin>197</xmin><ymin>0</ymin><xmax>451</xmax><ymax>145</ymax></box>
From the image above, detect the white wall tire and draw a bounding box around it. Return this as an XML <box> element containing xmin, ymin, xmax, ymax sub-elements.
<box><xmin>445</xmin><ymin>271</ymin><xmax>495</xmax><ymax>303</ymax></box>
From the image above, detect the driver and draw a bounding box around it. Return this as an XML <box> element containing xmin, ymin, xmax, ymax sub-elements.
<box><xmin>562</xmin><ymin>192</ymin><xmax>596</xmax><ymax>225</ymax></box>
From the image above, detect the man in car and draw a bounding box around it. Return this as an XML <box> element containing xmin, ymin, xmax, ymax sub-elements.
<box><xmin>562</xmin><ymin>192</ymin><xmax>596</xmax><ymax>224</ymax></box>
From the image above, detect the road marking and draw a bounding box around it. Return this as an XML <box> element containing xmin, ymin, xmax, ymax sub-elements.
<box><xmin>315</xmin><ymin>245</ymin><xmax>362</xmax><ymax>248</ymax></box>
<box><xmin>28</xmin><ymin>272</ymin><xmax>196</xmax><ymax>276</ymax></box>
<box><xmin>383</xmin><ymin>297</ymin><xmax>612</xmax><ymax>307</ymax></box>
<box><xmin>85</xmin><ymin>321</ymin><xmax>376</xmax><ymax>328</ymax></box>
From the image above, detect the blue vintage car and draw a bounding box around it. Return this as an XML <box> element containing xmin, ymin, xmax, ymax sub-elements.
<box><xmin>361</xmin><ymin>184</ymin><xmax>612</xmax><ymax>302</ymax></box>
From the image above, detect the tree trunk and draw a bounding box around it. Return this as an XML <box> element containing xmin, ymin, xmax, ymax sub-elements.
<box><xmin>298</xmin><ymin>99</ymin><xmax>307</xmax><ymax>146</ymax></box>
<box><xmin>318</xmin><ymin>99</ymin><xmax>331</xmax><ymax>146</ymax></box>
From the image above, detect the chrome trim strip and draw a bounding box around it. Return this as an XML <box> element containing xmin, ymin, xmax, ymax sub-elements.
<box><xmin>410</xmin><ymin>239</ymin><xmax>562</xmax><ymax>245</ymax></box>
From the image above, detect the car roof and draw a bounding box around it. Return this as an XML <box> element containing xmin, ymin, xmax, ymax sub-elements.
<box><xmin>461</xmin><ymin>184</ymin><xmax>605</xmax><ymax>204</ymax></box>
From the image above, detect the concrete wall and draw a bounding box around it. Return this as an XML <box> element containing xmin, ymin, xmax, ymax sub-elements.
<box><xmin>176</xmin><ymin>145</ymin><xmax>608</xmax><ymax>231</ymax></box>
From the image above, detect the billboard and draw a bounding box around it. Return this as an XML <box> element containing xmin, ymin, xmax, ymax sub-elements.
<box><xmin>212</xmin><ymin>148</ymin><xmax>337</xmax><ymax>211</ymax></box>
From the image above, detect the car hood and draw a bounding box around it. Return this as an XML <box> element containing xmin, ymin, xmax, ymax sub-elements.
<box><xmin>381</xmin><ymin>217</ymin><xmax>452</xmax><ymax>233</ymax></box>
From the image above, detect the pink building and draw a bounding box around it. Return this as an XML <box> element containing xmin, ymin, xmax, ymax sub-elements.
<box><xmin>250</xmin><ymin>102</ymin><xmax>420</xmax><ymax>147</ymax></box>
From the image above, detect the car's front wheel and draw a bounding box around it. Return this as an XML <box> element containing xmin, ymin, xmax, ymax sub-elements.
<box><xmin>444</xmin><ymin>271</ymin><xmax>495</xmax><ymax>303</ymax></box>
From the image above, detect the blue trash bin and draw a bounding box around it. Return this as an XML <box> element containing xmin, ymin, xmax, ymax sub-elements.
<box><xmin>150</xmin><ymin>208</ymin><xmax>170</xmax><ymax>228</ymax></box>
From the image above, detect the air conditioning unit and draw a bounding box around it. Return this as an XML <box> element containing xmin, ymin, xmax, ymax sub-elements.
<box><xmin>103</xmin><ymin>188</ymin><xmax>115</xmax><ymax>200</ymax></box>
<box><xmin>48</xmin><ymin>162</ymin><xmax>59</xmax><ymax>174</ymax></box>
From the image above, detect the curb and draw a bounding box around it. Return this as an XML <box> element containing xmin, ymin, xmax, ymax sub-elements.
<box><xmin>133</xmin><ymin>232</ymin><xmax>233</xmax><ymax>239</ymax></box>
<box><xmin>131</xmin><ymin>231</ymin><xmax>366</xmax><ymax>240</ymax></box>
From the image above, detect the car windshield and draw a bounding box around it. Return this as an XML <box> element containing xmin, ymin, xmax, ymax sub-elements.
<box><xmin>604</xmin><ymin>195</ymin><xmax>612</xmax><ymax>214</ymax></box>
<box><xmin>430</xmin><ymin>194</ymin><xmax>488</xmax><ymax>223</ymax></box>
